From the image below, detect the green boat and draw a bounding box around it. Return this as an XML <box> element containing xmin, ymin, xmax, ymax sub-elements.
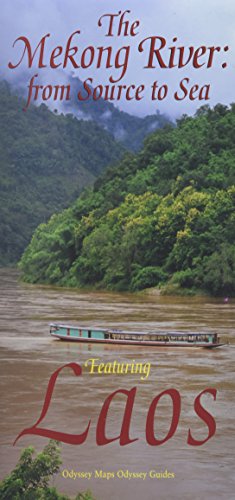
<box><xmin>49</xmin><ymin>323</ymin><xmax>225</xmax><ymax>348</ymax></box>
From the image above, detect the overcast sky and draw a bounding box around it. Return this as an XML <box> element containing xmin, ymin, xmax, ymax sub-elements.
<box><xmin>1</xmin><ymin>0</ymin><xmax>235</xmax><ymax>117</ymax></box>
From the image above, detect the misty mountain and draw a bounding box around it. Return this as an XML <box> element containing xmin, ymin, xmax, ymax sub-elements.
<box><xmin>63</xmin><ymin>75</ymin><xmax>171</xmax><ymax>150</ymax></box>
<box><xmin>10</xmin><ymin>73</ymin><xmax>171</xmax><ymax>151</ymax></box>
<box><xmin>0</xmin><ymin>80</ymin><xmax>125</xmax><ymax>264</ymax></box>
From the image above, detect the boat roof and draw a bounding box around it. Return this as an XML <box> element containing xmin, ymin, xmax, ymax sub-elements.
<box><xmin>109</xmin><ymin>330</ymin><xmax>214</xmax><ymax>336</ymax></box>
<box><xmin>50</xmin><ymin>324</ymin><xmax>215</xmax><ymax>337</ymax></box>
<box><xmin>50</xmin><ymin>323</ymin><xmax>108</xmax><ymax>332</ymax></box>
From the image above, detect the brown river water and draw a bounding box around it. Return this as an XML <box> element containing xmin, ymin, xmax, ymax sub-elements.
<box><xmin>0</xmin><ymin>268</ymin><xmax>234</xmax><ymax>500</ymax></box>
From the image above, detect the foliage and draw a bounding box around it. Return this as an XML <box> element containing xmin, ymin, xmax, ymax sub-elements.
<box><xmin>130</xmin><ymin>266</ymin><xmax>168</xmax><ymax>291</ymax></box>
<box><xmin>20</xmin><ymin>104</ymin><xmax>235</xmax><ymax>296</ymax></box>
<box><xmin>0</xmin><ymin>441</ymin><xmax>95</xmax><ymax>500</ymax></box>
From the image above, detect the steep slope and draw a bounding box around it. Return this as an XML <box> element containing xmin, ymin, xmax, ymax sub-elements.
<box><xmin>20</xmin><ymin>104</ymin><xmax>235</xmax><ymax>296</ymax></box>
<box><xmin>0</xmin><ymin>81</ymin><xmax>125</xmax><ymax>264</ymax></box>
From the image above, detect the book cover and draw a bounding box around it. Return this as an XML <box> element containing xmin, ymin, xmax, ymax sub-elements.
<box><xmin>0</xmin><ymin>1</ymin><xmax>234</xmax><ymax>500</ymax></box>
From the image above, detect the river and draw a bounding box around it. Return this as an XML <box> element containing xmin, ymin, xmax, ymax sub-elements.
<box><xmin>0</xmin><ymin>268</ymin><xmax>234</xmax><ymax>500</ymax></box>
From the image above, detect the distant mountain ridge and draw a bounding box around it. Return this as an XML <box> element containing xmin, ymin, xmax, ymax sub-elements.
<box><xmin>10</xmin><ymin>73</ymin><xmax>171</xmax><ymax>151</ymax></box>
<box><xmin>1</xmin><ymin>77</ymin><xmax>172</xmax><ymax>265</ymax></box>
<box><xmin>63</xmin><ymin>75</ymin><xmax>171</xmax><ymax>150</ymax></box>
<box><xmin>0</xmin><ymin>80</ymin><xmax>125</xmax><ymax>264</ymax></box>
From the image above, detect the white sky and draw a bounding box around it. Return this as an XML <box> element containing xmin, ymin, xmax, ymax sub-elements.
<box><xmin>1</xmin><ymin>0</ymin><xmax>235</xmax><ymax>117</ymax></box>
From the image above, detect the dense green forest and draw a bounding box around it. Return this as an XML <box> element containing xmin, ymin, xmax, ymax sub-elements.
<box><xmin>0</xmin><ymin>81</ymin><xmax>125</xmax><ymax>264</ymax></box>
<box><xmin>20</xmin><ymin>104</ymin><xmax>235</xmax><ymax>296</ymax></box>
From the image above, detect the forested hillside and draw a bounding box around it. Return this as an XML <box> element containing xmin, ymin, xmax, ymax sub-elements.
<box><xmin>0</xmin><ymin>81</ymin><xmax>125</xmax><ymax>264</ymax></box>
<box><xmin>20</xmin><ymin>104</ymin><xmax>235</xmax><ymax>296</ymax></box>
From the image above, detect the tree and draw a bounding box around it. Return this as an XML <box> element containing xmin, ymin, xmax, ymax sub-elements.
<box><xmin>0</xmin><ymin>441</ymin><xmax>95</xmax><ymax>500</ymax></box>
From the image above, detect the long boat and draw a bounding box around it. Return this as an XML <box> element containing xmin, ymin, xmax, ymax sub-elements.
<box><xmin>49</xmin><ymin>323</ymin><xmax>225</xmax><ymax>348</ymax></box>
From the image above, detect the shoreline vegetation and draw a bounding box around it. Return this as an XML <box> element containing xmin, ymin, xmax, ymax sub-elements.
<box><xmin>16</xmin><ymin>268</ymin><xmax>214</xmax><ymax>298</ymax></box>
<box><xmin>19</xmin><ymin>104</ymin><xmax>235</xmax><ymax>297</ymax></box>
